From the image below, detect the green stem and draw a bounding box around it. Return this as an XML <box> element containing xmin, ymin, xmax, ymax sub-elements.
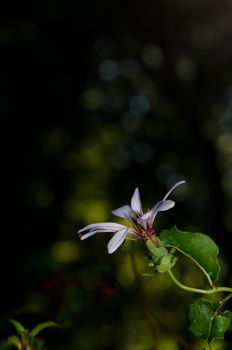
<box><xmin>166</xmin><ymin>245</ymin><xmax>214</xmax><ymax>289</ymax></box>
<box><xmin>216</xmin><ymin>293</ymin><xmax>232</xmax><ymax>312</ymax></box>
<box><xmin>167</xmin><ymin>269</ymin><xmax>232</xmax><ymax>294</ymax></box>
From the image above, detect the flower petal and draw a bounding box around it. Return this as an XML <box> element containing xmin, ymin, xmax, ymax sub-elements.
<box><xmin>80</xmin><ymin>230</ymin><xmax>101</xmax><ymax>240</ymax></box>
<box><xmin>107</xmin><ymin>228</ymin><xmax>129</xmax><ymax>254</ymax></box>
<box><xmin>153</xmin><ymin>200</ymin><xmax>175</xmax><ymax>213</ymax></box>
<box><xmin>80</xmin><ymin>226</ymin><xmax>129</xmax><ymax>241</ymax></box>
<box><xmin>137</xmin><ymin>210</ymin><xmax>152</xmax><ymax>229</ymax></box>
<box><xmin>78</xmin><ymin>222</ymin><xmax>125</xmax><ymax>233</ymax></box>
<box><xmin>112</xmin><ymin>205</ymin><xmax>132</xmax><ymax>219</ymax></box>
<box><xmin>163</xmin><ymin>180</ymin><xmax>186</xmax><ymax>200</ymax></box>
<box><xmin>131</xmin><ymin>188</ymin><xmax>143</xmax><ymax>214</ymax></box>
<box><xmin>138</xmin><ymin>200</ymin><xmax>175</xmax><ymax>229</ymax></box>
<box><xmin>139</xmin><ymin>200</ymin><xmax>175</xmax><ymax>224</ymax></box>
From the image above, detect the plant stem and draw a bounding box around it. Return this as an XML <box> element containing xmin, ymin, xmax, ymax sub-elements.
<box><xmin>218</xmin><ymin>292</ymin><xmax>232</xmax><ymax>308</ymax></box>
<box><xmin>166</xmin><ymin>245</ymin><xmax>215</xmax><ymax>289</ymax></box>
<box><xmin>167</xmin><ymin>269</ymin><xmax>232</xmax><ymax>294</ymax></box>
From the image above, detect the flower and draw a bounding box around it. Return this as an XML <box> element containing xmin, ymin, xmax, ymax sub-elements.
<box><xmin>78</xmin><ymin>180</ymin><xmax>185</xmax><ymax>254</ymax></box>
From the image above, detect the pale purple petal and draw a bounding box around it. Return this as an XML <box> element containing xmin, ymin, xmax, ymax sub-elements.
<box><xmin>139</xmin><ymin>211</ymin><xmax>152</xmax><ymax>221</ymax></box>
<box><xmin>137</xmin><ymin>210</ymin><xmax>152</xmax><ymax>229</ymax></box>
<box><xmin>148</xmin><ymin>200</ymin><xmax>175</xmax><ymax>227</ymax></box>
<box><xmin>163</xmin><ymin>180</ymin><xmax>186</xmax><ymax>200</ymax></box>
<box><xmin>80</xmin><ymin>227</ymin><xmax>127</xmax><ymax>240</ymax></box>
<box><xmin>131</xmin><ymin>188</ymin><xmax>143</xmax><ymax>214</ymax></box>
<box><xmin>78</xmin><ymin>222</ymin><xmax>124</xmax><ymax>234</ymax></box>
<box><xmin>138</xmin><ymin>200</ymin><xmax>175</xmax><ymax>229</ymax></box>
<box><xmin>112</xmin><ymin>205</ymin><xmax>132</xmax><ymax>219</ymax></box>
<box><xmin>107</xmin><ymin>228</ymin><xmax>129</xmax><ymax>254</ymax></box>
<box><xmin>80</xmin><ymin>230</ymin><xmax>101</xmax><ymax>240</ymax></box>
<box><xmin>153</xmin><ymin>200</ymin><xmax>175</xmax><ymax>213</ymax></box>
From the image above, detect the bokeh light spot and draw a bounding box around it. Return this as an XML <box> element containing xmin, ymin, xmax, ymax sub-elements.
<box><xmin>80</xmin><ymin>88</ymin><xmax>103</xmax><ymax>110</ymax></box>
<box><xmin>100</xmin><ymin>125</ymin><xmax>120</xmax><ymax>145</ymax></box>
<box><xmin>142</xmin><ymin>45</ymin><xmax>164</xmax><ymax>69</ymax></box>
<box><xmin>43</xmin><ymin>128</ymin><xmax>70</xmax><ymax>155</ymax></box>
<box><xmin>217</xmin><ymin>132</ymin><xmax>232</xmax><ymax>155</ymax></box>
<box><xmin>98</xmin><ymin>59</ymin><xmax>119</xmax><ymax>81</ymax></box>
<box><xmin>65</xmin><ymin>198</ymin><xmax>110</xmax><ymax>223</ymax></box>
<box><xmin>132</xmin><ymin>142</ymin><xmax>153</xmax><ymax>163</ymax></box>
<box><xmin>78</xmin><ymin>144</ymin><xmax>102</xmax><ymax>169</ymax></box>
<box><xmin>35</xmin><ymin>188</ymin><xmax>54</xmax><ymax>207</ymax></box>
<box><xmin>175</xmin><ymin>56</ymin><xmax>196</xmax><ymax>82</ymax></box>
<box><xmin>129</xmin><ymin>95</ymin><xmax>150</xmax><ymax>116</ymax></box>
<box><xmin>51</xmin><ymin>240</ymin><xmax>80</xmax><ymax>263</ymax></box>
<box><xmin>158</xmin><ymin>337</ymin><xmax>178</xmax><ymax>350</ymax></box>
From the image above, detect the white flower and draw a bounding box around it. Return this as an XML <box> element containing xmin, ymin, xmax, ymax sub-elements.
<box><xmin>78</xmin><ymin>180</ymin><xmax>185</xmax><ymax>254</ymax></box>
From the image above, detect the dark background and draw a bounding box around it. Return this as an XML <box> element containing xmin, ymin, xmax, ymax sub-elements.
<box><xmin>2</xmin><ymin>0</ymin><xmax>232</xmax><ymax>349</ymax></box>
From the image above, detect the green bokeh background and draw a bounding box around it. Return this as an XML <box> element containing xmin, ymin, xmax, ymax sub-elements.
<box><xmin>2</xmin><ymin>1</ymin><xmax>232</xmax><ymax>349</ymax></box>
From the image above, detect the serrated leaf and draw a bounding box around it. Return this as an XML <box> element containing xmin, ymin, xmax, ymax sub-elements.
<box><xmin>29</xmin><ymin>321</ymin><xmax>57</xmax><ymax>337</ymax></box>
<box><xmin>9</xmin><ymin>319</ymin><xmax>27</xmax><ymax>335</ymax></box>
<box><xmin>189</xmin><ymin>298</ymin><xmax>232</xmax><ymax>343</ymax></box>
<box><xmin>160</xmin><ymin>227</ymin><xmax>220</xmax><ymax>284</ymax></box>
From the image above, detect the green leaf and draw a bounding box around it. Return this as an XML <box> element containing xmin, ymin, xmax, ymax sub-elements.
<box><xmin>29</xmin><ymin>321</ymin><xmax>57</xmax><ymax>337</ymax></box>
<box><xmin>189</xmin><ymin>298</ymin><xmax>218</xmax><ymax>339</ymax></box>
<box><xmin>211</xmin><ymin>310</ymin><xmax>231</xmax><ymax>341</ymax></box>
<box><xmin>189</xmin><ymin>298</ymin><xmax>232</xmax><ymax>343</ymax></box>
<box><xmin>7</xmin><ymin>335</ymin><xmax>21</xmax><ymax>347</ymax></box>
<box><xmin>160</xmin><ymin>227</ymin><xmax>220</xmax><ymax>284</ymax></box>
<box><xmin>9</xmin><ymin>319</ymin><xmax>27</xmax><ymax>335</ymax></box>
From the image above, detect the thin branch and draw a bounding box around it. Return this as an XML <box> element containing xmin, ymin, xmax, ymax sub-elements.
<box><xmin>167</xmin><ymin>269</ymin><xmax>232</xmax><ymax>294</ymax></box>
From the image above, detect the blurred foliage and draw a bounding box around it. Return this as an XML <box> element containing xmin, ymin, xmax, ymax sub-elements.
<box><xmin>0</xmin><ymin>320</ymin><xmax>57</xmax><ymax>350</ymax></box>
<box><xmin>2</xmin><ymin>0</ymin><xmax>232</xmax><ymax>349</ymax></box>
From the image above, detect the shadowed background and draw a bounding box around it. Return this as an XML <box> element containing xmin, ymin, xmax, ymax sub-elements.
<box><xmin>2</xmin><ymin>0</ymin><xmax>232</xmax><ymax>349</ymax></box>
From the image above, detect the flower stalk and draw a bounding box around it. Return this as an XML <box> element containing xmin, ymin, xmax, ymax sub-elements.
<box><xmin>167</xmin><ymin>269</ymin><xmax>232</xmax><ymax>295</ymax></box>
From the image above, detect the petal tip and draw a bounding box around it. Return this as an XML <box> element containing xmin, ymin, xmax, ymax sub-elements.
<box><xmin>177</xmin><ymin>180</ymin><xmax>186</xmax><ymax>185</ymax></box>
<box><xmin>107</xmin><ymin>247</ymin><xmax>114</xmax><ymax>254</ymax></box>
<box><xmin>163</xmin><ymin>180</ymin><xmax>186</xmax><ymax>200</ymax></box>
<box><xmin>131</xmin><ymin>187</ymin><xmax>143</xmax><ymax>214</ymax></box>
<box><xmin>107</xmin><ymin>228</ymin><xmax>128</xmax><ymax>255</ymax></box>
